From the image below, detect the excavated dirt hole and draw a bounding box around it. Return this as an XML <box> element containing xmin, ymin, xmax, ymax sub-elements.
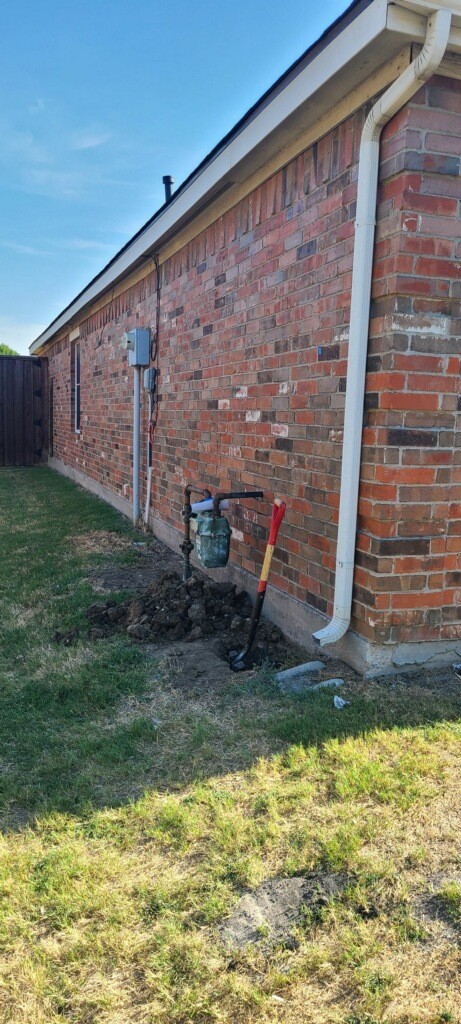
<box><xmin>86</xmin><ymin>570</ymin><xmax>306</xmax><ymax>668</ymax></box>
<box><xmin>88</xmin><ymin>538</ymin><xmax>183</xmax><ymax>594</ymax></box>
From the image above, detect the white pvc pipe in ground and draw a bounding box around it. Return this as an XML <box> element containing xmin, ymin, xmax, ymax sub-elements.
<box><xmin>275</xmin><ymin>661</ymin><xmax>325</xmax><ymax>683</ymax></box>
<box><xmin>313</xmin><ymin>7</ymin><xmax>452</xmax><ymax>648</ymax></box>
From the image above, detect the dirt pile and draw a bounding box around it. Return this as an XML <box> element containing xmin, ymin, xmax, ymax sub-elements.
<box><xmin>87</xmin><ymin>570</ymin><xmax>254</xmax><ymax>644</ymax></box>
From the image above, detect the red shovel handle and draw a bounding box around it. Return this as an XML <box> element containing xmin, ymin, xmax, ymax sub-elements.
<box><xmin>257</xmin><ymin>498</ymin><xmax>287</xmax><ymax>593</ymax></box>
<box><xmin>268</xmin><ymin>498</ymin><xmax>286</xmax><ymax>546</ymax></box>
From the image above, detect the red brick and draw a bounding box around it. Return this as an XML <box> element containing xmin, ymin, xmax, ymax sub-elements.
<box><xmin>43</xmin><ymin>84</ymin><xmax>461</xmax><ymax>652</ymax></box>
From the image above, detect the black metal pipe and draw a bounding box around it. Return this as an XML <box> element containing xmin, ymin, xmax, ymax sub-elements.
<box><xmin>162</xmin><ymin>175</ymin><xmax>174</xmax><ymax>202</ymax></box>
<box><xmin>212</xmin><ymin>490</ymin><xmax>263</xmax><ymax>517</ymax></box>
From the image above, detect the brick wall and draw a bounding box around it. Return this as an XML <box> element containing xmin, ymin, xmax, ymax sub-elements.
<box><xmin>356</xmin><ymin>74</ymin><xmax>461</xmax><ymax>645</ymax></box>
<box><xmin>47</xmin><ymin>74</ymin><xmax>461</xmax><ymax>649</ymax></box>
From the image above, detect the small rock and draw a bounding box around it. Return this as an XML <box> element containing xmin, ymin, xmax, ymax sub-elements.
<box><xmin>333</xmin><ymin>695</ymin><xmax>350</xmax><ymax>709</ymax></box>
<box><xmin>185</xmin><ymin>576</ymin><xmax>203</xmax><ymax>593</ymax></box>
<box><xmin>87</xmin><ymin>602</ymin><xmax>109</xmax><ymax>620</ymax></box>
<box><xmin>127</xmin><ymin>623</ymin><xmax>150</xmax><ymax>641</ymax></box>
<box><xmin>106</xmin><ymin>605</ymin><xmax>123</xmax><ymax>622</ymax></box>
<box><xmin>153</xmin><ymin>609</ymin><xmax>177</xmax><ymax>628</ymax></box>
<box><xmin>311</xmin><ymin>677</ymin><xmax>345</xmax><ymax>691</ymax></box>
<box><xmin>127</xmin><ymin>600</ymin><xmax>145</xmax><ymax>625</ymax></box>
<box><xmin>164</xmin><ymin>614</ymin><xmax>182</xmax><ymax>628</ymax></box>
<box><xmin>230</xmin><ymin>615</ymin><xmax>244</xmax><ymax>630</ymax></box>
<box><xmin>168</xmin><ymin>623</ymin><xmax>186</xmax><ymax>640</ymax></box>
<box><xmin>188</xmin><ymin>600</ymin><xmax>207</xmax><ymax>624</ymax></box>
<box><xmin>239</xmin><ymin>596</ymin><xmax>253</xmax><ymax>617</ymax></box>
<box><xmin>187</xmin><ymin>625</ymin><xmax>203</xmax><ymax>641</ymax></box>
<box><xmin>53</xmin><ymin>629</ymin><xmax>79</xmax><ymax>646</ymax></box>
<box><xmin>89</xmin><ymin>627</ymin><xmax>105</xmax><ymax>640</ymax></box>
<box><xmin>210</xmin><ymin>581</ymin><xmax>235</xmax><ymax>599</ymax></box>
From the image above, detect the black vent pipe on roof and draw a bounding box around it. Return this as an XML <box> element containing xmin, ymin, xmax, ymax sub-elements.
<box><xmin>162</xmin><ymin>175</ymin><xmax>174</xmax><ymax>202</ymax></box>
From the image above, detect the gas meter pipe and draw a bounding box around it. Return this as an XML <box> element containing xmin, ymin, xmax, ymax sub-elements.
<box><xmin>212</xmin><ymin>491</ymin><xmax>263</xmax><ymax>517</ymax></box>
<box><xmin>181</xmin><ymin>486</ymin><xmax>264</xmax><ymax>581</ymax></box>
<box><xmin>230</xmin><ymin>497</ymin><xmax>286</xmax><ymax>671</ymax></box>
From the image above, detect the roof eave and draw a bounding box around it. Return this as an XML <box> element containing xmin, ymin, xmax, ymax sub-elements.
<box><xmin>30</xmin><ymin>0</ymin><xmax>461</xmax><ymax>354</ymax></box>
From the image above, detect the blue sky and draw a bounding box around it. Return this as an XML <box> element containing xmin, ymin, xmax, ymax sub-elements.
<box><xmin>1</xmin><ymin>0</ymin><xmax>348</xmax><ymax>354</ymax></box>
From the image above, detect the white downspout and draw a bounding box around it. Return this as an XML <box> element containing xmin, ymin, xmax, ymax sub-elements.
<box><xmin>313</xmin><ymin>7</ymin><xmax>452</xmax><ymax>647</ymax></box>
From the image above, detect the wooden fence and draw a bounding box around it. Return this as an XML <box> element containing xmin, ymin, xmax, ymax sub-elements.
<box><xmin>0</xmin><ymin>356</ymin><xmax>49</xmax><ymax>467</ymax></box>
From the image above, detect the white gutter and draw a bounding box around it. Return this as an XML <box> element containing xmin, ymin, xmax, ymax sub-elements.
<box><xmin>313</xmin><ymin>5</ymin><xmax>452</xmax><ymax>648</ymax></box>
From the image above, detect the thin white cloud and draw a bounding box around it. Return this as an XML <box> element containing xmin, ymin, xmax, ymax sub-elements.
<box><xmin>1</xmin><ymin>130</ymin><xmax>50</xmax><ymax>164</ymax></box>
<box><xmin>0</xmin><ymin>240</ymin><xmax>52</xmax><ymax>257</ymax></box>
<box><xmin>69</xmin><ymin>129</ymin><xmax>113</xmax><ymax>151</ymax></box>
<box><xmin>59</xmin><ymin>238</ymin><xmax>114</xmax><ymax>251</ymax></box>
<box><xmin>1</xmin><ymin>236</ymin><xmax>114</xmax><ymax>256</ymax></box>
<box><xmin>25</xmin><ymin>168</ymin><xmax>85</xmax><ymax>199</ymax></box>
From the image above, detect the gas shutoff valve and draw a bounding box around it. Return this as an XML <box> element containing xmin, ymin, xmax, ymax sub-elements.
<box><xmin>120</xmin><ymin>328</ymin><xmax>150</xmax><ymax>367</ymax></box>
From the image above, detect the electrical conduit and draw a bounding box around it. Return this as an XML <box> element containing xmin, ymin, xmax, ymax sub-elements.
<box><xmin>313</xmin><ymin>6</ymin><xmax>452</xmax><ymax>647</ymax></box>
<box><xmin>133</xmin><ymin>365</ymin><xmax>141</xmax><ymax>523</ymax></box>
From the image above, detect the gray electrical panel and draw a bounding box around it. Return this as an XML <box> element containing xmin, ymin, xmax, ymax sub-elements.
<box><xmin>121</xmin><ymin>328</ymin><xmax>150</xmax><ymax>367</ymax></box>
<box><xmin>143</xmin><ymin>367</ymin><xmax>157</xmax><ymax>391</ymax></box>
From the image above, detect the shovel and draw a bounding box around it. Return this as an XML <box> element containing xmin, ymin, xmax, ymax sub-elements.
<box><xmin>230</xmin><ymin>497</ymin><xmax>286</xmax><ymax>671</ymax></box>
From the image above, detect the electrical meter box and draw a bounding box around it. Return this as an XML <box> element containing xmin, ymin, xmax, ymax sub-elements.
<box><xmin>143</xmin><ymin>367</ymin><xmax>157</xmax><ymax>391</ymax></box>
<box><xmin>123</xmin><ymin>328</ymin><xmax>150</xmax><ymax>367</ymax></box>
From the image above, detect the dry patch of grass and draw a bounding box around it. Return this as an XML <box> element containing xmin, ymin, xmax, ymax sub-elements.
<box><xmin>0</xmin><ymin>600</ymin><xmax>36</xmax><ymax>630</ymax></box>
<box><xmin>70</xmin><ymin>530</ymin><xmax>133</xmax><ymax>554</ymax></box>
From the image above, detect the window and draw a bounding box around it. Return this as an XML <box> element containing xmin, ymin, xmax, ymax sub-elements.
<box><xmin>71</xmin><ymin>339</ymin><xmax>81</xmax><ymax>433</ymax></box>
<box><xmin>75</xmin><ymin>342</ymin><xmax>81</xmax><ymax>432</ymax></box>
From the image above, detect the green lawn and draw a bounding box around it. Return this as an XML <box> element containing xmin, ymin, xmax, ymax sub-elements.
<box><xmin>0</xmin><ymin>467</ymin><xmax>460</xmax><ymax>1024</ymax></box>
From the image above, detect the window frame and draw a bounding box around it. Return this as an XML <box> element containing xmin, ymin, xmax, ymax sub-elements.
<box><xmin>74</xmin><ymin>340</ymin><xmax>81</xmax><ymax>434</ymax></box>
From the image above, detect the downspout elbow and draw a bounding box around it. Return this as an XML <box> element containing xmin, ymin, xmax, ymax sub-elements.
<box><xmin>313</xmin><ymin>561</ymin><xmax>355</xmax><ymax>646</ymax></box>
<box><xmin>314</xmin><ymin>614</ymin><xmax>350</xmax><ymax>647</ymax></box>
